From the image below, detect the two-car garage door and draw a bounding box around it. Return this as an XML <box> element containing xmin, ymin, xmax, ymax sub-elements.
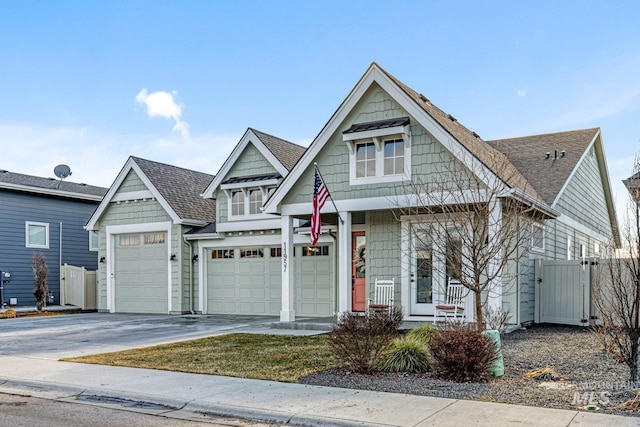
<box><xmin>206</xmin><ymin>244</ymin><xmax>334</xmax><ymax>317</ymax></box>
<box><xmin>113</xmin><ymin>232</ymin><xmax>168</xmax><ymax>314</ymax></box>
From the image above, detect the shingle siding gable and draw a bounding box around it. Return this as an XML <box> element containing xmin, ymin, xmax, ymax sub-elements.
<box><xmin>554</xmin><ymin>147</ymin><xmax>613</xmax><ymax>240</ymax></box>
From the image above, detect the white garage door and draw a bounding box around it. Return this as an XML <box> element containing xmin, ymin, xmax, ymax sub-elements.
<box><xmin>295</xmin><ymin>245</ymin><xmax>334</xmax><ymax>317</ymax></box>
<box><xmin>206</xmin><ymin>247</ymin><xmax>281</xmax><ymax>315</ymax></box>
<box><xmin>114</xmin><ymin>232</ymin><xmax>168</xmax><ymax>313</ymax></box>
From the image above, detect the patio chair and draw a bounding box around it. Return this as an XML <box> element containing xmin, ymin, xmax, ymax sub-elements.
<box><xmin>366</xmin><ymin>278</ymin><xmax>395</xmax><ymax>315</ymax></box>
<box><xmin>435</xmin><ymin>279</ymin><xmax>467</xmax><ymax>322</ymax></box>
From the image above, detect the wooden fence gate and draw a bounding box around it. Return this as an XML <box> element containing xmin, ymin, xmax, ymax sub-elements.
<box><xmin>534</xmin><ymin>259</ymin><xmax>593</xmax><ymax>326</ymax></box>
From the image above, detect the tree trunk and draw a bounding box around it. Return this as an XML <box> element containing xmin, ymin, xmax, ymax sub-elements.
<box><xmin>474</xmin><ymin>289</ymin><xmax>484</xmax><ymax>331</ymax></box>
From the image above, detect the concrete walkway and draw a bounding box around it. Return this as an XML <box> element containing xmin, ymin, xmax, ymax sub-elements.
<box><xmin>0</xmin><ymin>355</ymin><xmax>637</xmax><ymax>427</ymax></box>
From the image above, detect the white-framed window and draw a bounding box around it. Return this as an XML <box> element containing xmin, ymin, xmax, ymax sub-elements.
<box><xmin>594</xmin><ymin>242</ymin><xmax>601</xmax><ymax>256</ymax></box>
<box><xmin>384</xmin><ymin>139</ymin><xmax>404</xmax><ymax>175</ymax></box>
<box><xmin>26</xmin><ymin>221</ymin><xmax>49</xmax><ymax>249</ymax></box>
<box><xmin>227</xmin><ymin>185</ymin><xmax>277</xmax><ymax>218</ymax></box>
<box><xmin>355</xmin><ymin>142</ymin><xmax>376</xmax><ymax>178</ymax></box>
<box><xmin>89</xmin><ymin>230</ymin><xmax>99</xmax><ymax>251</ymax></box>
<box><xmin>567</xmin><ymin>236</ymin><xmax>572</xmax><ymax>260</ymax></box>
<box><xmin>231</xmin><ymin>190</ymin><xmax>245</xmax><ymax>216</ymax></box>
<box><xmin>580</xmin><ymin>243</ymin><xmax>586</xmax><ymax>260</ymax></box>
<box><xmin>249</xmin><ymin>189</ymin><xmax>262</xmax><ymax>214</ymax></box>
<box><xmin>343</xmin><ymin>119</ymin><xmax>411</xmax><ymax>186</ymax></box>
<box><xmin>531</xmin><ymin>223</ymin><xmax>545</xmax><ymax>253</ymax></box>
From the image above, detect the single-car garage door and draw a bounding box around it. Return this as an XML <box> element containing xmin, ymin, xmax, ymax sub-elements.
<box><xmin>295</xmin><ymin>244</ymin><xmax>334</xmax><ymax>317</ymax></box>
<box><xmin>206</xmin><ymin>247</ymin><xmax>281</xmax><ymax>315</ymax></box>
<box><xmin>114</xmin><ymin>232</ymin><xmax>168</xmax><ymax>313</ymax></box>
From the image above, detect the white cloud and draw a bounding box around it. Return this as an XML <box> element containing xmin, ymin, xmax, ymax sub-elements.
<box><xmin>135</xmin><ymin>89</ymin><xmax>190</xmax><ymax>138</ymax></box>
<box><xmin>517</xmin><ymin>87</ymin><xmax>527</xmax><ymax>97</ymax></box>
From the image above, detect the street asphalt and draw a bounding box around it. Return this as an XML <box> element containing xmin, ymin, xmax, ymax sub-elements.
<box><xmin>0</xmin><ymin>311</ymin><xmax>638</xmax><ymax>426</ymax></box>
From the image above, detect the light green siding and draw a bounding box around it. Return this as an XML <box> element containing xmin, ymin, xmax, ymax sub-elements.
<box><xmin>227</xmin><ymin>143</ymin><xmax>278</xmax><ymax>178</ymax></box>
<box><xmin>95</xmin><ymin>174</ymin><xmax>192</xmax><ymax>313</ymax></box>
<box><xmin>282</xmin><ymin>83</ymin><xmax>471</xmax><ymax>205</ymax></box>
<box><xmin>554</xmin><ymin>147</ymin><xmax>613</xmax><ymax>240</ymax></box>
<box><xmin>366</xmin><ymin>211</ymin><xmax>402</xmax><ymax>304</ymax></box>
<box><xmin>215</xmin><ymin>143</ymin><xmax>280</xmax><ymax>225</ymax></box>
<box><xmin>119</xmin><ymin>170</ymin><xmax>148</xmax><ymax>192</ymax></box>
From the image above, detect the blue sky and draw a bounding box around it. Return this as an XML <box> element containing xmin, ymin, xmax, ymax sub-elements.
<box><xmin>1</xmin><ymin>1</ymin><xmax>639</xmax><ymax>220</ymax></box>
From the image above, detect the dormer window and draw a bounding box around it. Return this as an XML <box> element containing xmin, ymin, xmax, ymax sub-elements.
<box><xmin>221</xmin><ymin>173</ymin><xmax>281</xmax><ymax>220</ymax></box>
<box><xmin>343</xmin><ymin>117</ymin><xmax>411</xmax><ymax>185</ymax></box>
<box><xmin>231</xmin><ymin>191</ymin><xmax>245</xmax><ymax>216</ymax></box>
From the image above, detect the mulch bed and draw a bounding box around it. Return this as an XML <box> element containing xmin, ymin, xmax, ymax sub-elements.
<box><xmin>300</xmin><ymin>325</ymin><xmax>640</xmax><ymax>417</ymax></box>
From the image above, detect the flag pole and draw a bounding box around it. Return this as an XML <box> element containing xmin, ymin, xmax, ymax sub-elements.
<box><xmin>314</xmin><ymin>163</ymin><xmax>344</xmax><ymax>225</ymax></box>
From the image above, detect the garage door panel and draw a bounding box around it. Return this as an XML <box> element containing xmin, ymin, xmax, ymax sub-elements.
<box><xmin>295</xmin><ymin>245</ymin><xmax>334</xmax><ymax>317</ymax></box>
<box><xmin>206</xmin><ymin>248</ymin><xmax>280</xmax><ymax>316</ymax></box>
<box><xmin>114</xmin><ymin>232</ymin><xmax>168</xmax><ymax>314</ymax></box>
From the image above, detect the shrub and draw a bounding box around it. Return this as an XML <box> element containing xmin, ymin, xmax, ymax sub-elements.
<box><xmin>406</xmin><ymin>324</ymin><xmax>440</xmax><ymax>346</ymax></box>
<box><xmin>329</xmin><ymin>307</ymin><xmax>403</xmax><ymax>373</ymax></box>
<box><xmin>483</xmin><ymin>306</ymin><xmax>511</xmax><ymax>332</ymax></box>
<box><xmin>31</xmin><ymin>251</ymin><xmax>49</xmax><ymax>311</ymax></box>
<box><xmin>430</xmin><ymin>325</ymin><xmax>498</xmax><ymax>382</ymax></box>
<box><xmin>382</xmin><ymin>337</ymin><xmax>431</xmax><ymax>373</ymax></box>
<box><xmin>0</xmin><ymin>307</ymin><xmax>17</xmax><ymax>319</ymax></box>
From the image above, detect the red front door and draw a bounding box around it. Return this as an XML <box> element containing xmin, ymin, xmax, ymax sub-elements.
<box><xmin>352</xmin><ymin>231</ymin><xmax>366</xmax><ymax>311</ymax></box>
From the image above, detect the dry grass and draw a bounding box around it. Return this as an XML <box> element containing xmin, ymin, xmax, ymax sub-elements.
<box><xmin>63</xmin><ymin>333</ymin><xmax>341</xmax><ymax>383</ymax></box>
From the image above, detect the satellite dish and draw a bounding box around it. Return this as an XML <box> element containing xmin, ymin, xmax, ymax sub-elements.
<box><xmin>54</xmin><ymin>164</ymin><xmax>72</xmax><ymax>179</ymax></box>
<box><xmin>54</xmin><ymin>164</ymin><xmax>72</xmax><ymax>188</ymax></box>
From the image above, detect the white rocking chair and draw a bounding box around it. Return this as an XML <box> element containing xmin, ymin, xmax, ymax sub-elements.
<box><xmin>366</xmin><ymin>278</ymin><xmax>395</xmax><ymax>315</ymax></box>
<box><xmin>435</xmin><ymin>279</ymin><xmax>467</xmax><ymax>322</ymax></box>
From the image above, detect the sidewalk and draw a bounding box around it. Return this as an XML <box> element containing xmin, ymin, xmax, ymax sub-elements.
<box><xmin>0</xmin><ymin>355</ymin><xmax>637</xmax><ymax>426</ymax></box>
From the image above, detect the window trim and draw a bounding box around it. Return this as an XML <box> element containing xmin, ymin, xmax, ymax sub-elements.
<box><xmin>530</xmin><ymin>223</ymin><xmax>545</xmax><ymax>253</ymax></box>
<box><xmin>225</xmin><ymin>185</ymin><xmax>277</xmax><ymax>220</ymax></box>
<box><xmin>345</xmin><ymin>131</ymin><xmax>411</xmax><ymax>185</ymax></box>
<box><xmin>89</xmin><ymin>230</ymin><xmax>99</xmax><ymax>251</ymax></box>
<box><xmin>26</xmin><ymin>221</ymin><xmax>49</xmax><ymax>249</ymax></box>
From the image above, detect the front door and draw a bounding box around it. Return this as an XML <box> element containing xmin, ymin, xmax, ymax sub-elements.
<box><xmin>352</xmin><ymin>231</ymin><xmax>366</xmax><ymax>311</ymax></box>
<box><xmin>410</xmin><ymin>225</ymin><xmax>463</xmax><ymax>316</ymax></box>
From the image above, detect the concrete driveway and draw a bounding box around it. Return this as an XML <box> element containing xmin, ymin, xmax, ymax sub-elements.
<box><xmin>0</xmin><ymin>313</ymin><xmax>278</xmax><ymax>359</ymax></box>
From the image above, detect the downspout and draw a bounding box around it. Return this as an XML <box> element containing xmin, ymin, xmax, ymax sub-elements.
<box><xmin>183</xmin><ymin>236</ymin><xmax>195</xmax><ymax>314</ymax></box>
<box><xmin>59</xmin><ymin>222</ymin><xmax>63</xmax><ymax>305</ymax></box>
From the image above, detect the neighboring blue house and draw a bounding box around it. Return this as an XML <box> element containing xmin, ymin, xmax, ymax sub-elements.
<box><xmin>0</xmin><ymin>169</ymin><xmax>107</xmax><ymax>307</ymax></box>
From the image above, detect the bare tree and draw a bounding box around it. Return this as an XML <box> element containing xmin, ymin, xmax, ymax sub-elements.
<box><xmin>31</xmin><ymin>251</ymin><xmax>49</xmax><ymax>311</ymax></box>
<box><xmin>593</xmin><ymin>157</ymin><xmax>640</xmax><ymax>382</ymax></box>
<box><xmin>398</xmin><ymin>150</ymin><xmax>547</xmax><ymax>330</ymax></box>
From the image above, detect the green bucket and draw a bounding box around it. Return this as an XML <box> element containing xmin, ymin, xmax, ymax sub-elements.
<box><xmin>483</xmin><ymin>329</ymin><xmax>504</xmax><ymax>377</ymax></box>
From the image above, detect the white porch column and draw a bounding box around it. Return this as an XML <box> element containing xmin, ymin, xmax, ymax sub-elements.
<box><xmin>337</xmin><ymin>211</ymin><xmax>352</xmax><ymax>314</ymax></box>
<box><xmin>487</xmin><ymin>197</ymin><xmax>503</xmax><ymax>313</ymax></box>
<box><xmin>280</xmin><ymin>215</ymin><xmax>295</xmax><ymax>322</ymax></box>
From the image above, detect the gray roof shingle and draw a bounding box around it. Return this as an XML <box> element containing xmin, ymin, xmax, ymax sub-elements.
<box><xmin>131</xmin><ymin>157</ymin><xmax>215</xmax><ymax>223</ymax></box>
<box><xmin>250</xmin><ymin>128</ymin><xmax>306</xmax><ymax>171</ymax></box>
<box><xmin>0</xmin><ymin>169</ymin><xmax>108</xmax><ymax>198</ymax></box>
<box><xmin>486</xmin><ymin>128</ymin><xmax>599</xmax><ymax>206</ymax></box>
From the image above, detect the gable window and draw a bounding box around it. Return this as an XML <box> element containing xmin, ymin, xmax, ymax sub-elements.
<box><xmin>225</xmin><ymin>184</ymin><xmax>278</xmax><ymax>219</ymax></box>
<box><xmin>355</xmin><ymin>142</ymin><xmax>376</xmax><ymax>177</ymax></box>
<box><xmin>343</xmin><ymin>117</ymin><xmax>411</xmax><ymax>185</ymax></box>
<box><xmin>89</xmin><ymin>230</ymin><xmax>99</xmax><ymax>251</ymax></box>
<box><xmin>26</xmin><ymin>221</ymin><xmax>49</xmax><ymax>249</ymax></box>
<box><xmin>531</xmin><ymin>223</ymin><xmax>544</xmax><ymax>253</ymax></box>
<box><xmin>231</xmin><ymin>191</ymin><xmax>245</xmax><ymax>216</ymax></box>
<box><xmin>249</xmin><ymin>189</ymin><xmax>262</xmax><ymax>214</ymax></box>
<box><xmin>384</xmin><ymin>139</ymin><xmax>404</xmax><ymax>175</ymax></box>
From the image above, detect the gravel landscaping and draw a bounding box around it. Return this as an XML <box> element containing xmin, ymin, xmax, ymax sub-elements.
<box><xmin>300</xmin><ymin>325</ymin><xmax>640</xmax><ymax>417</ymax></box>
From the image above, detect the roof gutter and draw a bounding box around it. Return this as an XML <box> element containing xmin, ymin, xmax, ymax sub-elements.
<box><xmin>503</xmin><ymin>189</ymin><xmax>559</xmax><ymax>219</ymax></box>
<box><xmin>0</xmin><ymin>182</ymin><xmax>104</xmax><ymax>201</ymax></box>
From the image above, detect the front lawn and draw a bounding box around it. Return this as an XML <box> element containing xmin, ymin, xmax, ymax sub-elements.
<box><xmin>63</xmin><ymin>333</ymin><xmax>341</xmax><ymax>383</ymax></box>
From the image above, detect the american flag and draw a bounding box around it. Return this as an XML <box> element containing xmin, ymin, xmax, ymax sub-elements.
<box><xmin>311</xmin><ymin>167</ymin><xmax>329</xmax><ymax>246</ymax></box>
